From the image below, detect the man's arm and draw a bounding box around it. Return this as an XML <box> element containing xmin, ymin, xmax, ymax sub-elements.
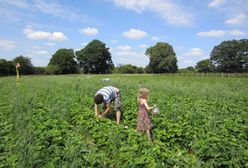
<box><xmin>100</xmin><ymin>103</ymin><xmax>111</xmax><ymax>117</ymax></box>
<box><xmin>94</xmin><ymin>104</ymin><xmax>99</xmax><ymax>117</ymax></box>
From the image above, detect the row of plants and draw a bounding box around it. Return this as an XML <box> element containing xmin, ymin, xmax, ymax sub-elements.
<box><xmin>0</xmin><ymin>75</ymin><xmax>247</xmax><ymax>167</ymax></box>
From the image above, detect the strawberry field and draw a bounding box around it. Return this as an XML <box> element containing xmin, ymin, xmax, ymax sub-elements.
<box><xmin>0</xmin><ymin>74</ymin><xmax>247</xmax><ymax>167</ymax></box>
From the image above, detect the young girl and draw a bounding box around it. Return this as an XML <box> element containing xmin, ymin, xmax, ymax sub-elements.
<box><xmin>137</xmin><ymin>88</ymin><xmax>156</xmax><ymax>141</ymax></box>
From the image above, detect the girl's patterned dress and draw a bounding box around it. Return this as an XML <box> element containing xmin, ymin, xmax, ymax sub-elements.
<box><xmin>137</xmin><ymin>103</ymin><xmax>153</xmax><ymax>131</ymax></box>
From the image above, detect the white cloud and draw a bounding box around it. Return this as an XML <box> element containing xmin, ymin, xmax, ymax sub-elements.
<box><xmin>31</xmin><ymin>59</ymin><xmax>49</xmax><ymax>67</ymax></box>
<box><xmin>117</xmin><ymin>52</ymin><xmax>148</xmax><ymax>67</ymax></box>
<box><xmin>208</xmin><ymin>0</ymin><xmax>225</xmax><ymax>8</ymax></box>
<box><xmin>33</xmin><ymin>0</ymin><xmax>89</xmax><ymax>23</ymax></box>
<box><xmin>116</xmin><ymin>51</ymin><xmax>137</xmax><ymax>56</ymax></box>
<box><xmin>23</xmin><ymin>27</ymin><xmax>67</xmax><ymax>41</ymax></box>
<box><xmin>139</xmin><ymin>44</ymin><xmax>147</xmax><ymax>48</ymax></box>
<box><xmin>80</xmin><ymin>27</ymin><xmax>99</xmax><ymax>36</ymax></box>
<box><xmin>197</xmin><ymin>30</ymin><xmax>225</xmax><ymax>37</ymax></box>
<box><xmin>0</xmin><ymin>6</ymin><xmax>21</xmax><ymax>23</ymax></box>
<box><xmin>151</xmin><ymin>36</ymin><xmax>159</xmax><ymax>41</ymax></box>
<box><xmin>181</xmin><ymin>48</ymin><xmax>204</xmax><ymax>57</ymax></box>
<box><xmin>150</xmin><ymin>0</ymin><xmax>192</xmax><ymax>26</ymax></box>
<box><xmin>116</xmin><ymin>45</ymin><xmax>135</xmax><ymax>56</ymax></box>
<box><xmin>117</xmin><ymin>45</ymin><xmax>132</xmax><ymax>51</ymax></box>
<box><xmin>112</xmin><ymin>0</ymin><xmax>192</xmax><ymax>26</ymax></box>
<box><xmin>112</xmin><ymin>0</ymin><xmax>149</xmax><ymax>13</ymax></box>
<box><xmin>45</xmin><ymin>42</ymin><xmax>55</xmax><ymax>46</ymax></box>
<box><xmin>225</xmin><ymin>14</ymin><xmax>246</xmax><ymax>25</ymax></box>
<box><xmin>82</xmin><ymin>42</ymin><xmax>89</xmax><ymax>46</ymax></box>
<box><xmin>180</xmin><ymin>60</ymin><xmax>195</xmax><ymax>68</ymax></box>
<box><xmin>109</xmin><ymin>47</ymin><xmax>114</xmax><ymax>52</ymax></box>
<box><xmin>228</xmin><ymin>30</ymin><xmax>245</xmax><ymax>36</ymax></box>
<box><xmin>74</xmin><ymin>48</ymin><xmax>81</xmax><ymax>52</ymax></box>
<box><xmin>36</xmin><ymin>50</ymin><xmax>48</xmax><ymax>55</ymax></box>
<box><xmin>208</xmin><ymin>0</ymin><xmax>248</xmax><ymax>27</ymax></box>
<box><xmin>177</xmin><ymin>56</ymin><xmax>182</xmax><ymax>61</ymax></box>
<box><xmin>0</xmin><ymin>39</ymin><xmax>16</xmax><ymax>51</ymax></box>
<box><xmin>5</xmin><ymin>0</ymin><xmax>28</xmax><ymax>9</ymax></box>
<box><xmin>24</xmin><ymin>48</ymin><xmax>51</xmax><ymax>66</ymax></box>
<box><xmin>114</xmin><ymin>51</ymin><xmax>148</xmax><ymax>67</ymax></box>
<box><xmin>197</xmin><ymin>29</ymin><xmax>245</xmax><ymax>37</ymax></box>
<box><xmin>113</xmin><ymin>44</ymin><xmax>148</xmax><ymax>67</ymax></box>
<box><xmin>178</xmin><ymin>48</ymin><xmax>208</xmax><ymax>68</ymax></box>
<box><xmin>122</xmin><ymin>29</ymin><xmax>147</xmax><ymax>40</ymax></box>
<box><xmin>111</xmin><ymin>40</ymin><xmax>118</xmax><ymax>43</ymax></box>
<box><xmin>26</xmin><ymin>50</ymin><xmax>49</xmax><ymax>56</ymax></box>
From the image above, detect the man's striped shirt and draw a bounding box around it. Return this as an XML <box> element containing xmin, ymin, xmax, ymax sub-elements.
<box><xmin>96</xmin><ymin>86</ymin><xmax>117</xmax><ymax>103</ymax></box>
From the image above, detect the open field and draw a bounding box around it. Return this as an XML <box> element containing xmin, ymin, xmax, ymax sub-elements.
<box><xmin>0</xmin><ymin>74</ymin><xmax>247</xmax><ymax>167</ymax></box>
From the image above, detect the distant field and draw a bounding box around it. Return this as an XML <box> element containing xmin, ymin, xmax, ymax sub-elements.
<box><xmin>0</xmin><ymin>74</ymin><xmax>247</xmax><ymax>167</ymax></box>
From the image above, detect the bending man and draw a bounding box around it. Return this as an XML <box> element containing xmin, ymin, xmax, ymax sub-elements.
<box><xmin>94</xmin><ymin>86</ymin><xmax>121</xmax><ymax>125</ymax></box>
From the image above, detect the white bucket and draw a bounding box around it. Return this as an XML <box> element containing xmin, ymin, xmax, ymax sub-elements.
<box><xmin>152</xmin><ymin>107</ymin><xmax>159</xmax><ymax>114</ymax></box>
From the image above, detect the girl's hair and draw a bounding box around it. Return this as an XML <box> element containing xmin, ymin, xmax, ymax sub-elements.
<box><xmin>137</xmin><ymin>88</ymin><xmax>149</xmax><ymax>102</ymax></box>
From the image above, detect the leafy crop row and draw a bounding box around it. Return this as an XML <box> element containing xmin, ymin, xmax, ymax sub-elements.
<box><xmin>0</xmin><ymin>75</ymin><xmax>247</xmax><ymax>167</ymax></box>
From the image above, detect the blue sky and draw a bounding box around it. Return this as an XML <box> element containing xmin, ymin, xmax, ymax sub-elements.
<box><xmin>0</xmin><ymin>0</ymin><xmax>247</xmax><ymax>68</ymax></box>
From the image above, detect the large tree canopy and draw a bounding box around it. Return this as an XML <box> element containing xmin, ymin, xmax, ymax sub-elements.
<box><xmin>146</xmin><ymin>42</ymin><xmax>177</xmax><ymax>73</ymax></box>
<box><xmin>48</xmin><ymin>48</ymin><xmax>78</xmax><ymax>74</ymax></box>
<box><xmin>210</xmin><ymin>39</ymin><xmax>248</xmax><ymax>73</ymax></box>
<box><xmin>76</xmin><ymin>39</ymin><xmax>114</xmax><ymax>74</ymax></box>
<box><xmin>12</xmin><ymin>55</ymin><xmax>34</xmax><ymax>75</ymax></box>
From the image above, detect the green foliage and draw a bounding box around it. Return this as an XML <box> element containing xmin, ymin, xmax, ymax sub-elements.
<box><xmin>76</xmin><ymin>39</ymin><xmax>114</xmax><ymax>74</ymax></box>
<box><xmin>0</xmin><ymin>75</ymin><xmax>247</xmax><ymax>167</ymax></box>
<box><xmin>33</xmin><ymin>67</ymin><xmax>46</xmax><ymax>75</ymax></box>
<box><xmin>114</xmin><ymin>64</ymin><xmax>144</xmax><ymax>74</ymax></box>
<box><xmin>195</xmin><ymin>59</ymin><xmax>212</xmax><ymax>72</ymax></box>
<box><xmin>45</xmin><ymin>65</ymin><xmax>61</xmax><ymax>75</ymax></box>
<box><xmin>0</xmin><ymin>59</ymin><xmax>15</xmax><ymax>76</ymax></box>
<box><xmin>185</xmin><ymin>66</ymin><xmax>195</xmax><ymax>72</ymax></box>
<box><xmin>179</xmin><ymin>66</ymin><xmax>196</xmax><ymax>73</ymax></box>
<box><xmin>146</xmin><ymin>42</ymin><xmax>178</xmax><ymax>73</ymax></box>
<box><xmin>0</xmin><ymin>58</ymin><xmax>47</xmax><ymax>76</ymax></box>
<box><xmin>12</xmin><ymin>55</ymin><xmax>34</xmax><ymax>75</ymax></box>
<box><xmin>210</xmin><ymin>39</ymin><xmax>248</xmax><ymax>73</ymax></box>
<box><xmin>49</xmin><ymin>49</ymin><xmax>78</xmax><ymax>74</ymax></box>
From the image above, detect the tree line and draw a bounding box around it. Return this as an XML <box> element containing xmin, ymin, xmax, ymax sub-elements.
<box><xmin>1</xmin><ymin>39</ymin><xmax>248</xmax><ymax>76</ymax></box>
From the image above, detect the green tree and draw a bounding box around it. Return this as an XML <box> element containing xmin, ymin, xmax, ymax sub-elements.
<box><xmin>210</xmin><ymin>39</ymin><xmax>248</xmax><ymax>73</ymax></box>
<box><xmin>146</xmin><ymin>42</ymin><xmax>177</xmax><ymax>73</ymax></box>
<box><xmin>76</xmin><ymin>39</ymin><xmax>114</xmax><ymax>74</ymax></box>
<box><xmin>114</xmin><ymin>64</ymin><xmax>144</xmax><ymax>74</ymax></box>
<box><xmin>48</xmin><ymin>49</ymin><xmax>78</xmax><ymax>74</ymax></box>
<box><xmin>33</xmin><ymin>67</ymin><xmax>46</xmax><ymax>75</ymax></box>
<box><xmin>185</xmin><ymin>66</ymin><xmax>195</xmax><ymax>72</ymax></box>
<box><xmin>178</xmin><ymin>66</ymin><xmax>195</xmax><ymax>73</ymax></box>
<box><xmin>195</xmin><ymin>59</ymin><xmax>212</xmax><ymax>72</ymax></box>
<box><xmin>12</xmin><ymin>55</ymin><xmax>34</xmax><ymax>75</ymax></box>
<box><xmin>0</xmin><ymin>59</ymin><xmax>15</xmax><ymax>76</ymax></box>
<box><xmin>45</xmin><ymin>65</ymin><xmax>61</xmax><ymax>75</ymax></box>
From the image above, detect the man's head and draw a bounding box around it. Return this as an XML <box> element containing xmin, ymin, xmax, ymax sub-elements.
<box><xmin>94</xmin><ymin>94</ymin><xmax>104</xmax><ymax>104</ymax></box>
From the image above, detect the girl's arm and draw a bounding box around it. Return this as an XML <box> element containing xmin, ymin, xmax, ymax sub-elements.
<box><xmin>142</xmin><ymin>99</ymin><xmax>156</xmax><ymax>111</ymax></box>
